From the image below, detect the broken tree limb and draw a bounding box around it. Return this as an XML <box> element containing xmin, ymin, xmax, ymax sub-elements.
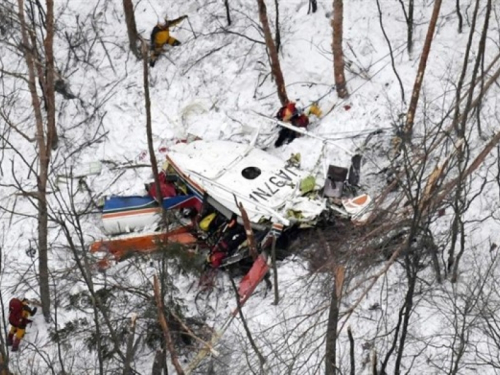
<box><xmin>419</xmin><ymin>138</ymin><xmax>464</xmax><ymax>211</ymax></box>
<box><xmin>235</xmin><ymin>199</ymin><xmax>259</xmax><ymax>260</ymax></box>
<box><xmin>122</xmin><ymin>313</ymin><xmax>137</xmax><ymax>375</ymax></box>
<box><xmin>170</xmin><ymin>310</ymin><xmax>220</xmax><ymax>357</ymax></box>
<box><xmin>430</xmin><ymin>131</ymin><xmax>500</xmax><ymax>211</ymax></box>
<box><xmin>184</xmin><ymin>313</ymin><xmax>237</xmax><ymax>375</ymax></box>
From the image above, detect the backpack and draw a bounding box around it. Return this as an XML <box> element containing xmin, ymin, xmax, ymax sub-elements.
<box><xmin>9</xmin><ymin>298</ymin><xmax>23</xmax><ymax>327</ymax></box>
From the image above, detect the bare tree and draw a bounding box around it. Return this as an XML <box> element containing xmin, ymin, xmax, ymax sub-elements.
<box><xmin>256</xmin><ymin>0</ymin><xmax>289</xmax><ymax>105</ymax></box>
<box><xmin>456</xmin><ymin>0</ymin><xmax>463</xmax><ymax>33</ymax></box>
<box><xmin>17</xmin><ymin>0</ymin><xmax>56</xmax><ymax>322</ymax></box>
<box><xmin>224</xmin><ymin>0</ymin><xmax>231</xmax><ymax>26</ymax></box>
<box><xmin>398</xmin><ymin>0</ymin><xmax>414</xmax><ymax>54</ymax></box>
<box><xmin>403</xmin><ymin>0</ymin><xmax>442</xmax><ymax>140</ymax></box>
<box><xmin>123</xmin><ymin>0</ymin><xmax>141</xmax><ymax>58</ymax></box>
<box><xmin>447</xmin><ymin>0</ymin><xmax>491</xmax><ymax>282</ymax></box>
<box><xmin>325</xmin><ymin>265</ymin><xmax>345</xmax><ymax>374</ymax></box>
<box><xmin>331</xmin><ymin>0</ymin><xmax>348</xmax><ymax>98</ymax></box>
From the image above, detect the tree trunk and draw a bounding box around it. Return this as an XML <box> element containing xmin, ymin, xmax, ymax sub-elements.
<box><xmin>451</xmin><ymin>0</ymin><xmax>480</xmax><ymax>136</ymax></box>
<box><xmin>456</xmin><ymin>0</ymin><xmax>490</xmax><ymax>138</ymax></box>
<box><xmin>123</xmin><ymin>314</ymin><xmax>137</xmax><ymax>375</ymax></box>
<box><xmin>224</xmin><ymin>0</ymin><xmax>231</xmax><ymax>26</ymax></box>
<box><xmin>153</xmin><ymin>275</ymin><xmax>185</xmax><ymax>375</ymax></box>
<box><xmin>18</xmin><ymin>0</ymin><xmax>52</xmax><ymax>323</ymax></box>
<box><xmin>0</xmin><ymin>338</ymin><xmax>10</xmax><ymax>375</ymax></box>
<box><xmin>404</xmin><ymin>0</ymin><xmax>442</xmax><ymax>140</ymax></box>
<box><xmin>450</xmin><ymin>0</ymin><xmax>491</xmax><ymax>283</ymax></box>
<box><xmin>272</xmin><ymin>235</ymin><xmax>279</xmax><ymax>305</ymax></box>
<box><xmin>141</xmin><ymin>42</ymin><xmax>170</xmax><ymax>233</ymax></box>
<box><xmin>274</xmin><ymin>0</ymin><xmax>281</xmax><ymax>51</ymax></box>
<box><xmin>408</xmin><ymin>0</ymin><xmax>414</xmax><ymax>54</ymax></box>
<box><xmin>325</xmin><ymin>266</ymin><xmax>344</xmax><ymax>375</ymax></box>
<box><xmin>39</xmin><ymin>0</ymin><xmax>57</xmax><ymax>320</ymax></box>
<box><xmin>347</xmin><ymin>327</ymin><xmax>355</xmax><ymax>375</ymax></box>
<box><xmin>151</xmin><ymin>350</ymin><xmax>167</xmax><ymax>375</ymax></box>
<box><xmin>331</xmin><ymin>0</ymin><xmax>348</xmax><ymax>98</ymax></box>
<box><xmin>123</xmin><ymin>0</ymin><xmax>141</xmax><ymax>58</ymax></box>
<box><xmin>456</xmin><ymin>0</ymin><xmax>463</xmax><ymax>33</ymax></box>
<box><xmin>37</xmin><ymin>184</ymin><xmax>51</xmax><ymax>322</ymax></box>
<box><xmin>393</xmin><ymin>256</ymin><xmax>418</xmax><ymax>374</ymax></box>
<box><xmin>44</xmin><ymin>0</ymin><xmax>58</xmax><ymax>150</ymax></box>
<box><xmin>309</xmin><ymin>0</ymin><xmax>318</xmax><ymax>14</ymax></box>
<box><xmin>398</xmin><ymin>0</ymin><xmax>414</xmax><ymax>54</ymax></box>
<box><xmin>256</xmin><ymin>0</ymin><xmax>288</xmax><ymax>105</ymax></box>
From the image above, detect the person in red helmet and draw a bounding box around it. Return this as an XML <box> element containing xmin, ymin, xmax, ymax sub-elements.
<box><xmin>7</xmin><ymin>298</ymin><xmax>37</xmax><ymax>352</ymax></box>
<box><xmin>274</xmin><ymin>102</ymin><xmax>310</xmax><ymax>147</ymax></box>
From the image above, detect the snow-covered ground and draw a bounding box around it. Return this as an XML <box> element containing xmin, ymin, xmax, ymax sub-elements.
<box><xmin>1</xmin><ymin>0</ymin><xmax>500</xmax><ymax>374</ymax></box>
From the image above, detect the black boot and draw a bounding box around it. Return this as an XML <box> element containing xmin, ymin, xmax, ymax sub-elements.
<box><xmin>11</xmin><ymin>337</ymin><xmax>20</xmax><ymax>352</ymax></box>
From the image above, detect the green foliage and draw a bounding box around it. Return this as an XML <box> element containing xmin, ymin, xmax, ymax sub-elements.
<box><xmin>67</xmin><ymin>287</ymin><xmax>116</xmax><ymax>312</ymax></box>
<box><xmin>153</xmin><ymin>241</ymin><xmax>207</xmax><ymax>277</ymax></box>
<box><xmin>142</xmin><ymin>296</ymin><xmax>194</xmax><ymax>350</ymax></box>
<box><xmin>83</xmin><ymin>319</ymin><xmax>129</xmax><ymax>357</ymax></box>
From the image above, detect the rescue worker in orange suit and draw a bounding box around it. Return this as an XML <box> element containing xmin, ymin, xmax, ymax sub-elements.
<box><xmin>149</xmin><ymin>15</ymin><xmax>188</xmax><ymax>67</ymax></box>
<box><xmin>274</xmin><ymin>102</ymin><xmax>310</xmax><ymax>147</ymax></box>
<box><xmin>7</xmin><ymin>298</ymin><xmax>37</xmax><ymax>352</ymax></box>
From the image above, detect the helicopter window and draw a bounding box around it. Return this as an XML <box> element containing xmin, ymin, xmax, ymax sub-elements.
<box><xmin>242</xmin><ymin>167</ymin><xmax>261</xmax><ymax>180</ymax></box>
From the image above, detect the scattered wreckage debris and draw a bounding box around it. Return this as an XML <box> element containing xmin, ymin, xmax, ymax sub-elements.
<box><xmin>90</xmin><ymin>138</ymin><xmax>372</xmax><ymax>271</ymax></box>
<box><xmin>87</xmin><ymin>127</ymin><xmax>374</xmax><ymax>373</ymax></box>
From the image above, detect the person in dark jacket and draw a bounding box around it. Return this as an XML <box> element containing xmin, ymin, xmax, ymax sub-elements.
<box><xmin>149</xmin><ymin>15</ymin><xmax>188</xmax><ymax>67</ymax></box>
<box><xmin>7</xmin><ymin>298</ymin><xmax>37</xmax><ymax>352</ymax></box>
<box><xmin>204</xmin><ymin>215</ymin><xmax>247</xmax><ymax>268</ymax></box>
<box><xmin>274</xmin><ymin>102</ymin><xmax>310</xmax><ymax>147</ymax></box>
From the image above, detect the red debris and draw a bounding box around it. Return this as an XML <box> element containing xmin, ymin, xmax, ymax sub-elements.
<box><xmin>238</xmin><ymin>254</ymin><xmax>269</xmax><ymax>305</ymax></box>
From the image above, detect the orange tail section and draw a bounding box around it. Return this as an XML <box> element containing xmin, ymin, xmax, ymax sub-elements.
<box><xmin>90</xmin><ymin>226</ymin><xmax>198</xmax><ymax>266</ymax></box>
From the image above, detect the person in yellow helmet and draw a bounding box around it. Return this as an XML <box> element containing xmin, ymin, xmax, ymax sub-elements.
<box><xmin>149</xmin><ymin>15</ymin><xmax>188</xmax><ymax>67</ymax></box>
